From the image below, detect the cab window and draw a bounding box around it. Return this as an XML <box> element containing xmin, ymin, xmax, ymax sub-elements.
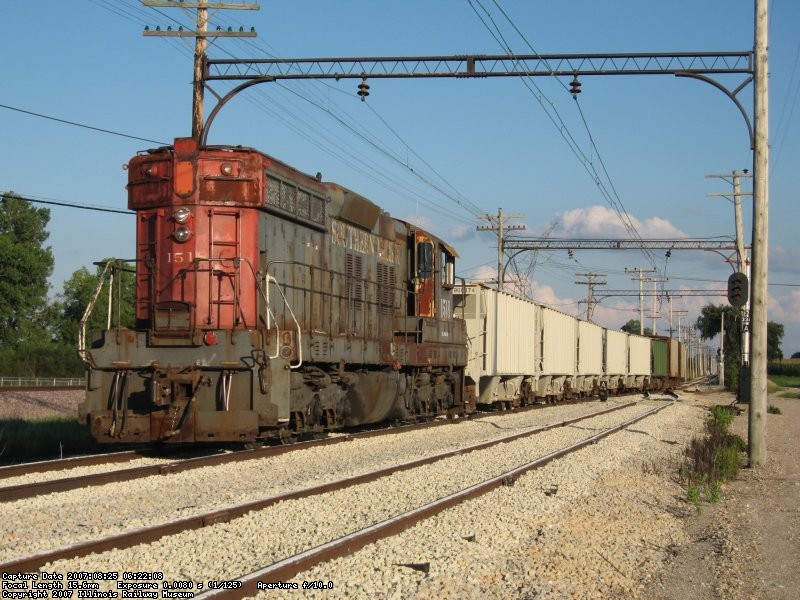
<box><xmin>442</xmin><ymin>251</ymin><xmax>455</xmax><ymax>289</ymax></box>
<box><xmin>418</xmin><ymin>242</ymin><xmax>433</xmax><ymax>279</ymax></box>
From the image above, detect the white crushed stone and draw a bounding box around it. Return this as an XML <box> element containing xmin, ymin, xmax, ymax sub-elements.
<box><xmin>7</xmin><ymin>398</ymin><xmax>706</xmax><ymax>600</ymax></box>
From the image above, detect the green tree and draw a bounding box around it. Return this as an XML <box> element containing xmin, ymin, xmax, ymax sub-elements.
<box><xmin>50</xmin><ymin>262</ymin><xmax>136</xmax><ymax>347</ymax></box>
<box><xmin>696</xmin><ymin>304</ymin><xmax>743</xmax><ymax>390</ymax></box>
<box><xmin>620</xmin><ymin>319</ymin><xmax>652</xmax><ymax>335</ymax></box>
<box><xmin>767</xmin><ymin>322</ymin><xmax>784</xmax><ymax>361</ymax></box>
<box><xmin>695</xmin><ymin>304</ymin><xmax>785</xmax><ymax>387</ymax></box>
<box><xmin>0</xmin><ymin>192</ymin><xmax>54</xmax><ymax>348</ymax></box>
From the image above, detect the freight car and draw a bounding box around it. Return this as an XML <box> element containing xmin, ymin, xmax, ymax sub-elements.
<box><xmin>648</xmin><ymin>335</ymin><xmax>686</xmax><ymax>390</ymax></box>
<box><xmin>78</xmin><ymin>137</ymin><xmax>470</xmax><ymax>443</ymax></box>
<box><xmin>454</xmin><ymin>283</ymin><xmax>693</xmax><ymax>408</ymax></box>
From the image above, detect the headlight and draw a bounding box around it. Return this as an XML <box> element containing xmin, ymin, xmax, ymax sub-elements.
<box><xmin>220</xmin><ymin>163</ymin><xmax>234</xmax><ymax>176</ymax></box>
<box><xmin>174</xmin><ymin>207</ymin><xmax>191</xmax><ymax>223</ymax></box>
<box><xmin>174</xmin><ymin>227</ymin><xmax>191</xmax><ymax>243</ymax></box>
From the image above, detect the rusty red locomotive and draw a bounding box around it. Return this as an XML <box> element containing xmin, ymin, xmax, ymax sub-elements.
<box><xmin>78</xmin><ymin>137</ymin><xmax>471</xmax><ymax>443</ymax></box>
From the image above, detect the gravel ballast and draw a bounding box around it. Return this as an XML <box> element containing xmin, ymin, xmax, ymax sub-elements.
<box><xmin>2</xmin><ymin>394</ymin><xmax>713</xmax><ymax>600</ymax></box>
<box><xmin>2</xmin><ymin>398</ymin><xmax>634</xmax><ymax>561</ymax></box>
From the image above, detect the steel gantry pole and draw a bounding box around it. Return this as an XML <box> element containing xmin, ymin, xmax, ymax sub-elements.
<box><xmin>200</xmin><ymin>52</ymin><xmax>753</xmax><ymax>145</ymax></box>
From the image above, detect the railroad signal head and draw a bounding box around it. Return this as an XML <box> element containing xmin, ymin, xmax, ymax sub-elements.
<box><xmin>727</xmin><ymin>272</ymin><xmax>749</xmax><ymax>308</ymax></box>
<box><xmin>357</xmin><ymin>78</ymin><xmax>370</xmax><ymax>101</ymax></box>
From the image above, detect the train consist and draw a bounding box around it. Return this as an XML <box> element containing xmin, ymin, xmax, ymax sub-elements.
<box><xmin>455</xmin><ymin>284</ymin><xmax>710</xmax><ymax>409</ymax></box>
<box><xmin>78</xmin><ymin>138</ymin><xmax>711</xmax><ymax>444</ymax></box>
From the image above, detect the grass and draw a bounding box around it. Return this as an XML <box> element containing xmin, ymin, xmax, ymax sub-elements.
<box><xmin>767</xmin><ymin>404</ymin><xmax>782</xmax><ymax>414</ymax></box>
<box><xmin>768</xmin><ymin>374</ymin><xmax>800</xmax><ymax>388</ymax></box>
<box><xmin>0</xmin><ymin>416</ymin><xmax>96</xmax><ymax>465</ymax></box>
<box><xmin>681</xmin><ymin>405</ymin><xmax>746</xmax><ymax>511</ymax></box>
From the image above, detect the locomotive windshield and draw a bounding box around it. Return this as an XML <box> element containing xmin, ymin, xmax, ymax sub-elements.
<box><xmin>417</xmin><ymin>241</ymin><xmax>434</xmax><ymax>279</ymax></box>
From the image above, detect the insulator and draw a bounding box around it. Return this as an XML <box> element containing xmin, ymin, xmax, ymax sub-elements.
<box><xmin>357</xmin><ymin>78</ymin><xmax>370</xmax><ymax>102</ymax></box>
<box><xmin>570</xmin><ymin>75</ymin><xmax>582</xmax><ymax>97</ymax></box>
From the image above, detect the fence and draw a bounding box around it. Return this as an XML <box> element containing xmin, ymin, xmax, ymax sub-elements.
<box><xmin>0</xmin><ymin>377</ymin><xmax>85</xmax><ymax>388</ymax></box>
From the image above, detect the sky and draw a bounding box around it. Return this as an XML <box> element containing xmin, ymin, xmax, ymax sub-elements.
<box><xmin>1</xmin><ymin>0</ymin><xmax>798</xmax><ymax>357</ymax></box>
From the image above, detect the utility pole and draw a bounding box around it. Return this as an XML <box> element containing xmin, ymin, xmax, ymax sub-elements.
<box><xmin>645</xmin><ymin>278</ymin><xmax>668</xmax><ymax>335</ymax></box>
<box><xmin>719</xmin><ymin>312</ymin><xmax>725</xmax><ymax>387</ymax></box>
<box><xmin>575</xmin><ymin>273</ymin><xmax>607</xmax><ymax>321</ymax></box>
<box><xmin>477</xmin><ymin>208</ymin><xmax>526</xmax><ymax>292</ymax></box>
<box><xmin>625</xmin><ymin>268</ymin><xmax>656</xmax><ymax>334</ymax></box>
<box><xmin>142</xmin><ymin>1</ymin><xmax>259</xmax><ymax>141</ymax></box>
<box><xmin>750</xmin><ymin>0</ymin><xmax>769</xmax><ymax>467</ymax></box>
<box><xmin>673</xmin><ymin>310</ymin><xmax>688</xmax><ymax>341</ymax></box>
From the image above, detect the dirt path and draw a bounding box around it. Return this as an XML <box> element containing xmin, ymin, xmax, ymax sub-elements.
<box><xmin>645</xmin><ymin>390</ymin><xmax>800</xmax><ymax>599</ymax></box>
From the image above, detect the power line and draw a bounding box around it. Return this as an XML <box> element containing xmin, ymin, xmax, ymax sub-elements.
<box><xmin>467</xmin><ymin>0</ymin><xmax>658</xmax><ymax>272</ymax></box>
<box><xmin>167</xmin><ymin>3</ymin><xmax>486</xmax><ymax>221</ymax></box>
<box><xmin>0</xmin><ymin>103</ymin><xmax>168</xmax><ymax>146</ymax></box>
<box><xmin>4</xmin><ymin>193</ymin><xmax>133</xmax><ymax>215</ymax></box>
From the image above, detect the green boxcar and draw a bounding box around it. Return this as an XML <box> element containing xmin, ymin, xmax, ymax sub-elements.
<box><xmin>651</xmin><ymin>338</ymin><xmax>669</xmax><ymax>379</ymax></box>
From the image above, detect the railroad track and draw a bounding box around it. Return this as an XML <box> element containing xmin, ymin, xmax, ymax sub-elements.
<box><xmin>202</xmin><ymin>400</ymin><xmax>675</xmax><ymax>598</ymax></box>
<box><xmin>0</xmin><ymin>392</ymin><xmax>647</xmax><ymax>502</ymax></box>
<box><xmin>1</xmin><ymin>399</ymin><xmax>670</xmax><ymax>578</ymax></box>
<box><xmin>0</xmin><ymin>413</ymin><xmax>498</xmax><ymax>503</ymax></box>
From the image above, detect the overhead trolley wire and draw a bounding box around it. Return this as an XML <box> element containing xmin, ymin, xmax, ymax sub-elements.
<box><xmin>468</xmin><ymin>0</ymin><xmax>661</xmax><ymax>275</ymax></box>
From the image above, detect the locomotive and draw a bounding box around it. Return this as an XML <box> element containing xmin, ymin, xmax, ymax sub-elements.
<box><xmin>78</xmin><ymin>137</ymin><xmax>470</xmax><ymax>443</ymax></box>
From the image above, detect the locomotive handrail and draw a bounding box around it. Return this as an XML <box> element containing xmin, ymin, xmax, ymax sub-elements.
<box><xmin>78</xmin><ymin>260</ymin><xmax>117</xmax><ymax>364</ymax></box>
<box><xmin>265</xmin><ymin>273</ymin><xmax>303</xmax><ymax>370</ymax></box>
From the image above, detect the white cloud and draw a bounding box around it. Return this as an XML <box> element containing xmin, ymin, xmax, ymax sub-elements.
<box><xmin>770</xmin><ymin>289</ymin><xmax>800</xmax><ymax>324</ymax></box>
<box><xmin>448</xmin><ymin>223</ymin><xmax>475</xmax><ymax>242</ymax></box>
<box><xmin>470</xmin><ymin>264</ymin><xmax>497</xmax><ymax>283</ymax></box>
<box><xmin>556</xmin><ymin>205</ymin><xmax>688</xmax><ymax>239</ymax></box>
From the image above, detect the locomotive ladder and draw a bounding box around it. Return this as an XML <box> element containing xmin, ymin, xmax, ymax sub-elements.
<box><xmin>206</xmin><ymin>208</ymin><xmax>243</xmax><ymax>327</ymax></box>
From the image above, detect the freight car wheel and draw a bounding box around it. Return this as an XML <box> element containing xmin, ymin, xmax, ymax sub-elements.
<box><xmin>278</xmin><ymin>429</ymin><xmax>299</xmax><ymax>445</ymax></box>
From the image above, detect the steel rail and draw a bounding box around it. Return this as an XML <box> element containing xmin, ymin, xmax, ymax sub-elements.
<box><xmin>0</xmin><ymin>401</ymin><xmax>639</xmax><ymax>574</ymax></box>
<box><xmin>197</xmin><ymin>400</ymin><xmax>675</xmax><ymax>598</ymax></box>
<box><xmin>0</xmin><ymin>435</ymin><xmax>353</xmax><ymax>503</ymax></box>
<box><xmin>0</xmin><ymin>451</ymin><xmax>139</xmax><ymax>480</ymax></box>
<box><xmin>0</xmin><ymin>392</ymin><xmax>624</xmax><ymax>501</ymax></box>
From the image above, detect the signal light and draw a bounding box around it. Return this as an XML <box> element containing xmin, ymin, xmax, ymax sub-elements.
<box><xmin>569</xmin><ymin>75</ymin><xmax>582</xmax><ymax>98</ymax></box>
<box><xmin>357</xmin><ymin>78</ymin><xmax>370</xmax><ymax>102</ymax></box>
<box><xmin>727</xmin><ymin>272</ymin><xmax>749</xmax><ymax>308</ymax></box>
